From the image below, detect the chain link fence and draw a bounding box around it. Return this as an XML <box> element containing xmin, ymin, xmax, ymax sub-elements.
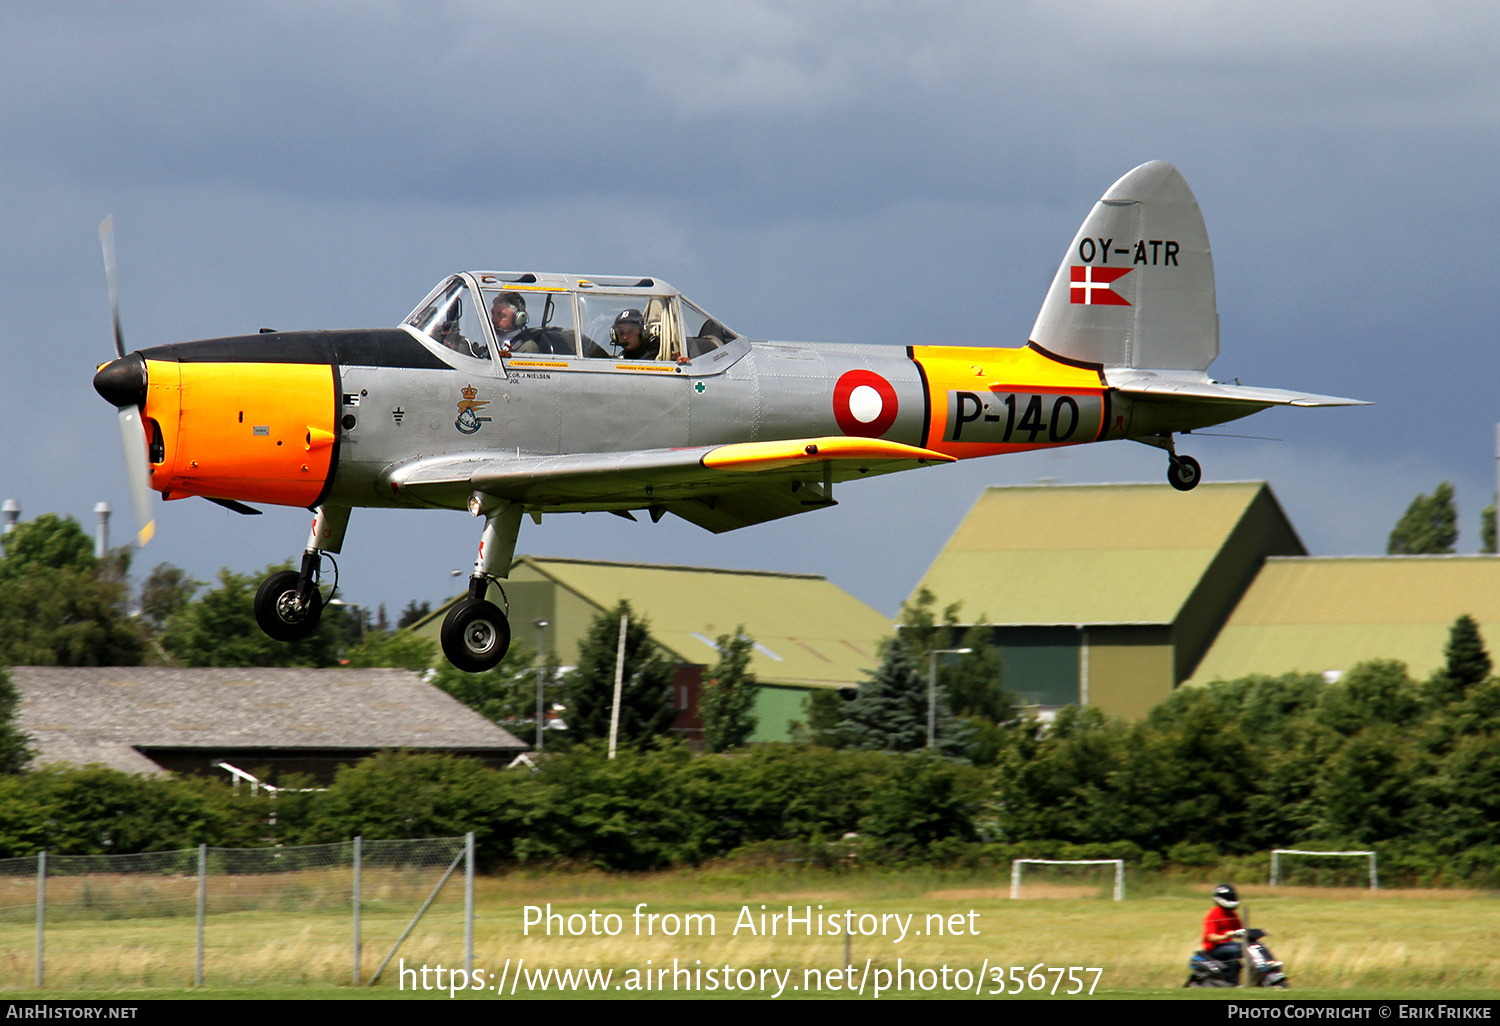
<box><xmin>0</xmin><ymin>836</ymin><xmax>471</xmax><ymax>990</ymax></box>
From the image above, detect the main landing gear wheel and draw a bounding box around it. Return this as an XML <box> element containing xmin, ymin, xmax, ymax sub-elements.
<box><xmin>254</xmin><ymin>570</ymin><xmax>323</xmax><ymax>641</ymax></box>
<box><xmin>1168</xmin><ymin>454</ymin><xmax>1202</xmax><ymax>492</ymax></box>
<box><xmin>441</xmin><ymin>598</ymin><xmax>511</xmax><ymax>673</ymax></box>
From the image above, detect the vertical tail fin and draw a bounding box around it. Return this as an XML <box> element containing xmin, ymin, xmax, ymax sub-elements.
<box><xmin>1029</xmin><ymin>161</ymin><xmax>1218</xmax><ymax>371</ymax></box>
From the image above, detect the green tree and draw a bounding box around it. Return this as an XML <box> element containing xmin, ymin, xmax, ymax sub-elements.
<box><xmin>1310</xmin><ymin>724</ymin><xmax>1427</xmax><ymax>844</ymax></box>
<box><xmin>0</xmin><ymin>765</ymin><xmax>241</xmax><ymax>856</ymax></box>
<box><xmin>1429</xmin><ymin>730</ymin><xmax>1500</xmax><ymax>850</ymax></box>
<box><xmin>793</xmin><ymin>688</ymin><xmax>847</xmax><ymax>746</ymax></box>
<box><xmin>0</xmin><ymin>515</ymin><xmax>143</xmax><ymax>666</ymax></box>
<box><xmin>429</xmin><ymin>641</ymin><xmax>553</xmax><ymax>732</ymax></box>
<box><xmin>342</xmin><ymin>629</ymin><xmax>438</xmax><ymax>671</ymax></box>
<box><xmin>700</xmin><ymin>627</ymin><xmax>759</xmax><ymax>752</ymax></box>
<box><xmin>161</xmin><ymin>565</ymin><xmax>342</xmax><ymax>667</ymax></box>
<box><xmin>559</xmin><ymin>601</ymin><xmax>676</xmax><ymax>750</ymax></box>
<box><xmin>1483</xmin><ymin>503</ymin><xmax>1496</xmax><ymax>555</ymax></box>
<box><xmin>990</xmin><ymin>705</ymin><xmax>1129</xmax><ymax>842</ymax></box>
<box><xmin>0</xmin><ymin>513</ymin><xmax>96</xmax><ymax>579</ymax></box>
<box><xmin>896</xmin><ymin>588</ymin><xmax>1012</xmax><ymax>724</ymax></box>
<box><xmin>0</xmin><ymin>669</ymin><xmax>33</xmax><ymax>773</ymax></box>
<box><xmin>1388</xmin><ymin>481</ymin><xmax>1458</xmax><ymax>554</ymax></box>
<box><xmin>856</xmin><ymin>752</ymin><xmax>984</xmax><ymax>857</ymax></box>
<box><xmin>1316</xmin><ymin>660</ymin><xmax>1423</xmax><ymax>735</ymax></box>
<box><xmin>397</xmin><ymin>600</ymin><xmax>432</xmax><ymax>629</ymax></box>
<box><xmin>837</xmin><ymin>642</ymin><xmax>926</xmax><ymax>751</ymax></box>
<box><xmin>139</xmin><ymin>563</ymin><xmax>198</xmax><ymax>631</ymax></box>
<box><xmin>302</xmin><ymin>751</ymin><xmax>532</xmax><ymax>865</ymax></box>
<box><xmin>853</xmin><ymin>589</ymin><xmax>1009</xmax><ymax>760</ymax></box>
<box><xmin>1431</xmin><ymin>614</ymin><xmax>1492</xmax><ymax>704</ymax></box>
<box><xmin>837</xmin><ymin>640</ymin><xmax>968</xmax><ymax>755</ymax></box>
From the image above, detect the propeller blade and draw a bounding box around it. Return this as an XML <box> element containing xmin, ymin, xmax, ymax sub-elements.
<box><xmin>116</xmin><ymin>404</ymin><xmax>156</xmax><ymax>547</ymax></box>
<box><xmin>98</xmin><ymin>215</ymin><xmax>125</xmax><ymax>360</ymax></box>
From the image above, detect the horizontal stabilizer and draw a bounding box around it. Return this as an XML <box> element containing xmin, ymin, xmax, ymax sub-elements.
<box><xmin>1106</xmin><ymin>368</ymin><xmax>1370</xmax><ymax>407</ymax></box>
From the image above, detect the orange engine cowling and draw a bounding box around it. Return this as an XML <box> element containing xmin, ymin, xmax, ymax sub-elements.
<box><xmin>141</xmin><ymin>353</ymin><xmax>338</xmax><ymax>508</ymax></box>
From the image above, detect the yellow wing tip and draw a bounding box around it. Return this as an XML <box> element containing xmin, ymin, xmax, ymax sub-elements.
<box><xmin>137</xmin><ymin>520</ymin><xmax>156</xmax><ymax>547</ymax></box>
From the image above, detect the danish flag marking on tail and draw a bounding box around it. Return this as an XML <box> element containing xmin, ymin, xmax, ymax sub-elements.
<box><xmin>1069</xmin><ymin>265</ymin><xmax>1132</xmax><ymax>306</ymax></box>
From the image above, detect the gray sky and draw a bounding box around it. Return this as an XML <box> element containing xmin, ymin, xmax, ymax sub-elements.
<box><xmin>4</xmin><ymin>1</ymin><xmax>1497</xmax><ymax>621</ymax></box>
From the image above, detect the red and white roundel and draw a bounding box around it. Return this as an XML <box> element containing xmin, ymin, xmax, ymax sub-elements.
<box><xmin>832</xmin><ymin>370</ymin><xmax>898</xmax><ymax>437</ymax></box>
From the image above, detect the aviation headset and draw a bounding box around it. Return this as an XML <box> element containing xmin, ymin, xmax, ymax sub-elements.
<box><xmin>495</xmin><ymin>292</ymin><xmax>529</xmax><ymax>329</ymax></box>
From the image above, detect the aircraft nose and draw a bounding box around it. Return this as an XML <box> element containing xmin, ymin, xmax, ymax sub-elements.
<box><xmin>94</xmin><ymin>353</ymin><xmax>147</xmax><ymax>408</ymax></box>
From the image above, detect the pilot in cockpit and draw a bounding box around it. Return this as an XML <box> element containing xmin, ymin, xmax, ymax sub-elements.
<box><xmin>612</xmin><ymin>308</ymin><xmax>653</xmax><ymax>360</ymax></box>
<box><xmin>490</xmin><ymin>292</ymin><xmax>529</xmax><ymax>351</ymax></box>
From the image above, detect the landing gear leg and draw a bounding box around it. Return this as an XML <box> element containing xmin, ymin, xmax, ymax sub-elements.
<box><xmin>1131</xmin><ymin>434</ymin><xmax>1202</xmax><ymax>492</ymax></box>
<box><xmin>440</xmin><ymin>498</ymin><xmax>521</xmax><ymax>673</ymax></box>
<box><xmin>254</xmin><ymin>505</ymin><xmax>350</xmax><ymax>642</ymax></box>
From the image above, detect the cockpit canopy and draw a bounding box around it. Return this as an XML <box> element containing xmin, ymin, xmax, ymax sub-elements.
<box><xmin>404</xmin><ymin>272</ymin><xmax>739</xmax><ymax>364</ymax></box>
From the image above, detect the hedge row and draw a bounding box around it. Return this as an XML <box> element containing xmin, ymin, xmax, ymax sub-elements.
<box><xmin>6</xmin><ymin>744</ymin><xmax>1500</xmax><ymax>886</ymax></box>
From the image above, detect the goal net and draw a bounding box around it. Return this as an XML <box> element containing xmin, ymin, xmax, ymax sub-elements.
<box><xmin>1269</xmin><ymin>849</ymin><xmax>1378</xmax><ymax>890</ymax></box>
<box><xmin>1010</xmin><ymin>859</ymin><xmax>1125</xmax><ymax>900</ymax></box>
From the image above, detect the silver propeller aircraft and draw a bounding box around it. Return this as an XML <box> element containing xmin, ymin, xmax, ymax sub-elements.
<box><xmin>92</xmin><ymin>161</ymin><xmax>1365</xmax><ymax>671</ymax></box>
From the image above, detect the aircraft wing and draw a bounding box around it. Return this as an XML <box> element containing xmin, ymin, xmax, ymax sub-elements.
<box><xmin>384</xmin><ymin>436</ymin><xmax>955</xmax><ymax>533</ymax></box>
<box><xmin>1105</xmin><ymin>369</ymin><xmax>1370</xmax><ymax>407</ymax></box>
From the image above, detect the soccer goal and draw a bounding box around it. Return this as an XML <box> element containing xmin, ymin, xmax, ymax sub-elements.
<box><xmin>1010</xmin><ymin>859</ymin><xmax>1125</xmax><ymax>901</ymax></box>
<box><xmin>1269</xmin><ymin>849</ymin><xmax>1378</xmax><ymax>890</ymax></box>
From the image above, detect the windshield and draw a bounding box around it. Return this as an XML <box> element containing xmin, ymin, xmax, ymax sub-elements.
<box><xmin>405</xmin><ymin>278</ymin><xmax>490</xmax><ymax>361</ymax></box>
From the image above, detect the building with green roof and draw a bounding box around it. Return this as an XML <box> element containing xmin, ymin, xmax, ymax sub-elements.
<box><xmin>1186</xmin><ymin>556</ymin><xmax>1500</xmax><ymax>685</ymax></box>
<box><xmin>908</xmin><ymin>482</ymin><xmax>1305</xmax><ymax>718</ymax></box>
<box><xmin>411</xmin><ymin>556</ymin><xmax>892</xmax><ymax>743</ymax></box>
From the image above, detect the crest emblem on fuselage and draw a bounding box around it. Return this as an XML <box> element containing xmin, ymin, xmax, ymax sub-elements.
<box><xmin>455</xmin><ymin>384</ymin><xmax>492</xmax><ymax>435</ymax></box>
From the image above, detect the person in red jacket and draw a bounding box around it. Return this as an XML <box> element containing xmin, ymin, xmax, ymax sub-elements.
<box><xmin>1202</xmin><ymin>884</ymin><xmax>1246</xmax><ymax>982</ymax></box>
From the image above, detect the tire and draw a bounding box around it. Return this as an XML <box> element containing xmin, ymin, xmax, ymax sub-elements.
<box><xmin>254</xmin><ymin>570</ymin><xmax>323</xmax><ymax>642</ymax></box>
<box><xmin>441</xmin><ymin>598</ymin><xmax>511</xmax><ymax>673</ymax></box>
<box><xmin>1169</xmin><ymin>454</ymin><xmax>1202</xmax><ymax>491</ymax></box>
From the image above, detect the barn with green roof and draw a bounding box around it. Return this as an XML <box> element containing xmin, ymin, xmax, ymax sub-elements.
<box><xmin>908</xmin><ymin>481</ymin><xmax>1305</xmax><ymax>718</ymax></box>
<box><xmin>411</xmin><ymin>556</ymin><xmax>892</xmax><ymax>742</ymax></box>
<box><xmin>1186</xmin><ymin>555</ymin><xmax>1500</xmax><ymax>685</ymax></box>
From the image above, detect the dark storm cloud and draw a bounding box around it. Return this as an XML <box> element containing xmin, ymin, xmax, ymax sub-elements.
<box><xmin>6</xmin><ymin>2</ymin><xmax>1495</xmax><ymax>222</ymax></box>
<box><xmin>4</xmin><ymin>1</ymin><xmax>1500</xmax><ymax>618</ymax></box>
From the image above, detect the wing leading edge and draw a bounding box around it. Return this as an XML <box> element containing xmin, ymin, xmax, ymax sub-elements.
<box><xmin>382</xmin><ymin>436</ymin><xmax>955</xmax><ymax>533</ymax></box>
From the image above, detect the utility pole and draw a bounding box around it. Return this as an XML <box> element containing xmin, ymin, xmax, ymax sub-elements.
<box><xmin>608</xmin><ymin>614</ymin><xmax>628</xmax><ymax>759</ymax></box>
<box><xmin>533</xmin><ymin>619</ymin><xmax>549</xmax><ymax>751</ymax></box>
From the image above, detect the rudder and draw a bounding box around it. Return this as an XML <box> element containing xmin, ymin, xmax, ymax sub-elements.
<box><xmin>1029</xmin><ymin>161</ymin><xmax>1218</xmax><ymax>371</ymax></box>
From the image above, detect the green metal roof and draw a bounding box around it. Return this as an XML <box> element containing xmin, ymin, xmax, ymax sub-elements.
<box><xmin>1186</xmin><ymin>556</ymin><xmax>1500</xmax><ymax>684</ymax></box>
<box><xmin>509</xmin><ymin>557</ymin><xmax>891</xmax><ymax>688</ymax></box>
<box><xmin>910</xmin><ymin>482</ymin><xmax>1289</xmax><ymax>626</ymax></box>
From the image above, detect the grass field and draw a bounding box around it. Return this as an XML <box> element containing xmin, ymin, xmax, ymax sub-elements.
<box><xmin>2</xmin><ymin>868</ymin><xmax>1497</xmax><ymax>1000</ymax></box>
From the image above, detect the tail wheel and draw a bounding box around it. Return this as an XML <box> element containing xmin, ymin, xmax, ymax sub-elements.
<box><xmin>254</xmin><ymin>570</ymin><xmax>323</xmax><ymax>641</ymax></box>
<box><xmin>1168</xmin><ymin>454</ymin><xmax>1202</xmax><ymax>491</ymax></box>
<box><xmin>441</xmin><ymin>598</ymin><xmax>511</xmax><ymax>673</ymax></box>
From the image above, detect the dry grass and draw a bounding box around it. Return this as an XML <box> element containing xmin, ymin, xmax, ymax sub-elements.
<box><xmin>1</xmin><ymin>870</ymin><xmax>1497</xmax><ymax>995</ymax></box>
